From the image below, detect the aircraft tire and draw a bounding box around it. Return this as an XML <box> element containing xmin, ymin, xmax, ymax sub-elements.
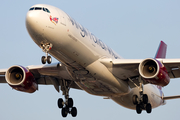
<box><xmin>143</xmin><ymin>94</ymin><xmax>148</xmax><ymax>104</ymax></box>
<box><xmin>67</xmin><ymin>98</ymin><xmax>73</xmax><ymax>108</ymax></box>
<box><xmin>71</xmin><ymin>107</ymin><xmax>77</xmax><ymax>117</ymax></box>
<box><xmin>132</xmin><ymin>95</ymin><xmax>138</xmax><ymax>105</ymax></box>
<box><xmin>41</xmin><ymin>56</ymin><xmax>46</xmax><ymax>64</ymax></box>
<box><xmin>47</xmin><ymin>56</ymin><xmax>52</xmax><ymax>64</ymax></box>
<box><xmin>58</xmin><ymin>98</ymin><xmax>64</xmax><ymax>108</ymax></box>
<box><xmin>61</xmin><ymin>108</ymin><xmax>68</xmax><ymax>117</ymax></box>
<box><xmin>146</xmin><ymin>103</ymin><xmax>152</xmax><ymax>113</ymax></box>
<box><xmin>136</xmin><ymin>104</ymin><xmax>142</xmax><ymax>114</ymax></box>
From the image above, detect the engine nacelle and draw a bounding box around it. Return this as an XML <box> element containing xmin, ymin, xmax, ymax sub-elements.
<box><xmin>139</xmin><ymin>58</ymin><xmax>170</xmax><ymax>86</ymax></box>
<box><xmin>5</xmin><ymin>65</ymin><xmax>38</xmax><ymax>93</ymax></box>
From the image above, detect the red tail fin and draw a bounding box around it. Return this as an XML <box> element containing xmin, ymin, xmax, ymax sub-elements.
<box><xmin>155</xmin><ymin>41</ymin><xmax>167</xmax><ymax>58</ymax></box>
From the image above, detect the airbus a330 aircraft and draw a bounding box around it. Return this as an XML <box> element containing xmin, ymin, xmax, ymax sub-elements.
<box><xmin>1</xmin><ymin>4</ymin><xmax>180</xmax><ymax>117</ymax></box>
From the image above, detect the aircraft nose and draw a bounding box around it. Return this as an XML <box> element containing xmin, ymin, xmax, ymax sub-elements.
<box><xmin>26</xmin><ymin>10</ymin><xmax>46</xmax><ymax>43</ymax></box>
<box><xmin>26</xmin><ymin>11</ymin><xmax>40</xmax><ymax>33</ymax></box>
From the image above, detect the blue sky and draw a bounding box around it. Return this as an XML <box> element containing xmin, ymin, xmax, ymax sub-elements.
<box><xmin>1</xmin><ymin>0</ymin><xmax>180</xmax><ymax>120</ymax></box>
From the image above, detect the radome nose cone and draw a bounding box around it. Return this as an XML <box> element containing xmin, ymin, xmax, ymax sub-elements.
<box><xmin>25</xmin><ymin>11</ymin><xmax>45</xmax><ymax>39</ymax></box>
<box><xmin>26</xmin><ymin>11</ymin><xmax>38</xmax><ymax>31</ymax></box>
<box><xmin>25</xmin><ymin>10</ymin><xmax>46</xmax><ymax>45</ymax></box>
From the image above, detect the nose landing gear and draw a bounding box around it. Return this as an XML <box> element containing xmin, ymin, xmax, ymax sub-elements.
<box><xmin>40</xmin><ymin>43</ymin><xmax>52</xmax><ymax>64</ymax></box>
<box><xmin>41</xmin><ymin>54</ymin><xmax>52</xmax><ymax>64</ymax></box>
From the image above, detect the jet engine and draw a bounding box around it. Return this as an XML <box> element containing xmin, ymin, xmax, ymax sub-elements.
<box><xmin>5</xmin><ymin>65</ymin><xmax>38</xmax><ymax>93</ymax></box>
<box><xmin>139</xmin><ymin>58</ymin><xmax>170</xmax><ymax>86</ymax></box>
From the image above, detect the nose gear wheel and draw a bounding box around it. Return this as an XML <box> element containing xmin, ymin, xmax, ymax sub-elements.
<box><xmin>40</xmin><ymin>43</ymin><xmax>52</xmax><ymax>64</ymax></box>
<box><xmin>41</xmin><ymin>55</ymin><xmax>52</xmax><ymax>64</ymax></box>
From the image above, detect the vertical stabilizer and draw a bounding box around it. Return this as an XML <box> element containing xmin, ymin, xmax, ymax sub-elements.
<box><xmin>155</xmin><ymin>41</ymin><xmax>167</xmax><ymax>58</ymax></box>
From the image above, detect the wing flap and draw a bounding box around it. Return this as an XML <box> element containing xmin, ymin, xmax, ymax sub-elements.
<box><xmin>168</xmin><ymin>69</ymin><xmax>180</xmax><ymax>78</ymax></box>
<box><xmin>160</xmin><ymin>59</ymin><xmax>180</xmax><ymax>78</ymax></box>
<box><xmin>0</xmin><ymin>76</ymin><xmax>6</xmax><ymax>83</ymax></box>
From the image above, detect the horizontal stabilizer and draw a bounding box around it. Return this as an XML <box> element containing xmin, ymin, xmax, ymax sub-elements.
<box><xmin>163</xmin><ymin>95</ymin><xmax>180</xmax><ymax>100</ymax></box>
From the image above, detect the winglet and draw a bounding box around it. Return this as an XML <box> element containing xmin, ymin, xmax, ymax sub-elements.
<box><xmin>155</xmin><ymin>41</ymin><xmax>167</xmax><ymax>58</ymax></box>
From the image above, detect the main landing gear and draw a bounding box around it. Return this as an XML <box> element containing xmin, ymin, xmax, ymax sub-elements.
<box><xmin>132</xmin><ymin>94</ymin><xmax>152</xmax><ymax>114</ymax></box>
<box><xmin>57</xmin><ymin>79</ymin><xmax>77</xmax><ymax>117</ymax></box>
<box><xmin>129</xmin><ymin>77</ymin><xmax>152</xmax><ymax>114</ymax></box>
<box><xmin>40</xmin><ymin>43</ymin><xmax>52</xmax><ymax>64</ymax></box>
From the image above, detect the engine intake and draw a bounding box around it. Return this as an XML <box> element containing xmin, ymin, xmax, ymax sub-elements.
<box><xmin>5</xmin><ymin>65</ymin><xmax>38</xmax><ymax>93</ymax></box>
<box><xmin>139</xmin><ymin>58</ymin><xmax>170</xmax><ymax>86</ymax></box>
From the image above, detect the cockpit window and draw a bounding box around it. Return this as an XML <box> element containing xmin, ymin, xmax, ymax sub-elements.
<box><xmin>43</xmin><ymin>8</ymin><xmax>50</xmax><ymax>13</ymax></box>
<box><xmin>35</xmin><ymin>7</ymin><xmax>42</xmax><ymax>10</ymax></box>
<box><xmin>46</xmin><ymin>8</ymin><xmax>50</xmax><ymax>13</ymax></box>
<box><xmin>29</xmin><ymin>7</ymin><xmax>34</xmax><ymax>10</ymax></box>
<box><xmin>29</xmin><ymin>7</ymin><xmax>51</xmax><ymax>13</ymax></box>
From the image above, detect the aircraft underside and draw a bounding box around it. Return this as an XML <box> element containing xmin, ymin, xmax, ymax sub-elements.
<box><xmin>1</xmin><ymin>4</ymin><xmax>180</xmax><ymax>118</ymax></box>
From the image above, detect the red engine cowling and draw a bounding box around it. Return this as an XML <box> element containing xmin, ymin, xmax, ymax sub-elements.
<box><xmin>5</xmin><ymin>65</ymin><xmax>38</xmax><ymax>93</ymax></box>
<box><xmin>139</xmin><ymin>58</ymin><xmax>170</xmax><ymax>86</ymax></box>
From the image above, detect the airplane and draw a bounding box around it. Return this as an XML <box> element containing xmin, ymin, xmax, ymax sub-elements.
<box><xmin>1</xmin><ymin>4</ymin><xmax>180</xmax><ymax>118</ymax></box>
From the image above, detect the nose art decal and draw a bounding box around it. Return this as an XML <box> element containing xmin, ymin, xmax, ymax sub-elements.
<box><xmin>50</xmin><ymin>15</ymin><xmax>59</xmax><ymax>25</ymax></box>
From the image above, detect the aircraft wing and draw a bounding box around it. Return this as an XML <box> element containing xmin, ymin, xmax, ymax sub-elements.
<box><xmin>0</xmin><ymin>63</ymin><xmax>82</xmax><ymax>92</ymax></box>
<box><xmin>100</xmin><ymin>58</ymin><xmax>141</xmax><ymax>80</ymax></box>
<box><xmin>100</xmin><ymin>58</ymin><xmax>180</xmax><ymax>80</ymax></box>
<box><xmin>100</xmin><ymin>41</ymin><xmax>180</xmax><ymax>80</ymax></box>
<box><xmin>161</xmin><ymin>59</ymin><xmax>180</xmax><ymax>78</ymax></box>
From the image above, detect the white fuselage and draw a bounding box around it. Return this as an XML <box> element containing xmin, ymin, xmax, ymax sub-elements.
<box><xmin>26</xmin><ymin>4</ymin><xmax>164</xmax><ymax>110</ymax></box>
